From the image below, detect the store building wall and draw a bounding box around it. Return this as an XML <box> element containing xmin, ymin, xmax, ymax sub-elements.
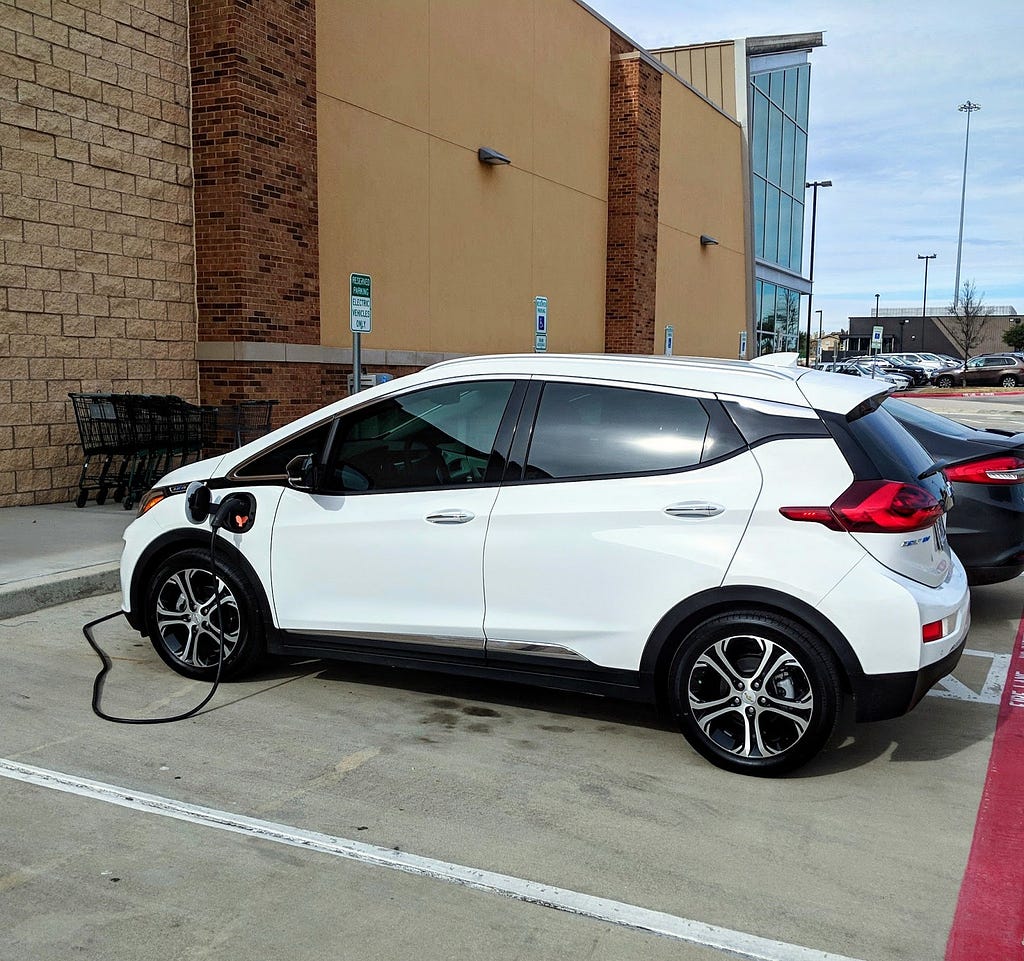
<box><xmin>0</xmin><ymin>0</ymin><xmax>196</xmax><ymax>507</ymax></box>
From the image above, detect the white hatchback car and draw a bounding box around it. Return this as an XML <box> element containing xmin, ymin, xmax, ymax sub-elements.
<box><xmin>121</xmin><ymin>354</ymin><xmax>970</xmax><ymax>775</ymax></box>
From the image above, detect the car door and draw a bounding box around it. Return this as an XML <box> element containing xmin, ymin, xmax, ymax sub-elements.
<box><xmin>482</xmin><ymin>379</ymin><xmax>761</xmax><ymax>671</ymax></box>
<box><xmin>270</xmin><ymin>378</ymin><xmax>520</xmax><ymax>650</ymax></box>
<box><xmin>964</xmin><ymin>357</ymin><xmax>986</xmax><ymax>385</ymax></box>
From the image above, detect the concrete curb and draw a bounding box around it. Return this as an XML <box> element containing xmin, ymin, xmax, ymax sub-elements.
<box><xmin>0</xmin><ymin>563</ymin><xmax>121</xmax><ymax>620</ymax></box>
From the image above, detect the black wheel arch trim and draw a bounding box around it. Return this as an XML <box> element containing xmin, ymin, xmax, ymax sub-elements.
<box><xmin>126</xmin><ymin>529</ymin><xmax>275</xmax><ymax>638</ymax></box>
<box><xmin>639</xmin><ymin>586</ymin><xmax>866</xmax><ymax>704</ymax></box>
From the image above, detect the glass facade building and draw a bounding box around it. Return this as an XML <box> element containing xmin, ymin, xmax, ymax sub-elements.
<box><xmin>746</xmin><ymin>40</ymin><xmax>819</xmax><ymax>356</ymax></box>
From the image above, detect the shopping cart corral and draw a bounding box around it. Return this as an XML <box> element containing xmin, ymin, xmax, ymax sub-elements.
<box><xmin>69</xmin><ymin>394</ymin><xmax>277</xmax><ymax>509</ymax></box>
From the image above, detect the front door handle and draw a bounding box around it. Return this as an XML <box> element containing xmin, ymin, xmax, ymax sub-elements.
<box><xmin>426</xmin><ymin>509</ymin><xmax>476</xmax><ymax>524</ymax></box>
<box><xmin>664</xmin><ymin>502</ymin><xmax>725</xmax><ymax>518</ymax></box>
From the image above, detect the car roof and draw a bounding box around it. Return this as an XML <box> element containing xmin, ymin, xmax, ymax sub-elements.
<box><xmin>207</xmin><ymin>353</ymin><xmax>888</xmax><ymax>477</ymax></box>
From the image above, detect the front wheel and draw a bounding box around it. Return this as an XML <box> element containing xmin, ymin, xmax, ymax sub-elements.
<box><xmin>667</xmin><ymin>611</ymin><xmax>840</xmax><ymax>776</ymax></box>
<box><xmin>1000</xmin><ymin>375</ymin><xmax>1019</xmax><ymax>388</ymax></box>
<box><xmin>936</xmin><ymin>375</ymin><xmax>955</xmax><ymax>388</ymax></box>
<box><xmin>144</xmin><ymin>547</ymin><xmax>266</xmax><ymax>680</ymax></box>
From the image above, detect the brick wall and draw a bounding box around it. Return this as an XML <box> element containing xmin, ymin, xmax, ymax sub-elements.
<box><xmin>190</xmin><ymin>0</ymin><xmax>318</xmax><ymax>347</ymax></box>
<box><xmin>605</xmin><ymin>42</ymin><xmax>662</xmax><ymax>354</ymax></box>
<box><xmin>0</xmin><ymin>0</ymin><xmax>196</xmax><ymax>506</ymax></box>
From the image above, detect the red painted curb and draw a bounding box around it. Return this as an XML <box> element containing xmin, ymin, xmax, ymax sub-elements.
<box><xmin>945</xmin><ymin>606</ymin><xmax>1024</xmax><ymax>959</ymax></box>
<box><xmin>898</xmin><ymin>390</ymin><xmax>1024</xmax><ymax>398</ymax></box>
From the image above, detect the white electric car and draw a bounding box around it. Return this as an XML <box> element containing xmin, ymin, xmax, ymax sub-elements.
<box><xmin>120</xmin><ymin>354</ymin><xmax>970</xmax><ymax>775</ymax></box>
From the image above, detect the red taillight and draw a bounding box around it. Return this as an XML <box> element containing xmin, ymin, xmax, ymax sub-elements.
<box><xmin>922</xmin><ymin>619</ymin><xmax>944</xmax><ymax>643</ymax></box>
<box><xmin>780</xmin><ymin>480</ymin><xmax>944</xmax><ymax>534</ymax></box>
<box><xmin>944</xmin><ymin>455</ymin><xmax>1024</xmax><ymax>485</ymax></box>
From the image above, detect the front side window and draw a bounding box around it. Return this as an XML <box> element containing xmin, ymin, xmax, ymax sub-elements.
<box><xmin>321</xmin><ymin>380</ymin><xmax>515</xmax><ymax>493</ymax></box>
<box><xmin>234</xmin><ymin>421</ymin><xmax>332</xmax><ymax>479</ymax></box>
<box><xmin>524</xmin><ymin>383</ymin><xmax>710</xmax><ymax>481</ymax></box>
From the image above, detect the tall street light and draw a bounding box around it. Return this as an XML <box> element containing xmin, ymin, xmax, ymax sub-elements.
<box><xmin>804</xmin><ymin>179</ymin><xmax>832</xmax><ymax>365</ymax></box>
<box><xmin>954</xmin><ymin>101</ymin><xmax>980</xmax><ymax>309</ymax></box>
<box><xmin>919</xmin><ymin>253</ymin><xmax>936</xmax><ymax>349</ymax></box>
<box><xmin>874</xmin><ymin>293</ymin><xmax>880</xmax><ymax>320</ymax></box>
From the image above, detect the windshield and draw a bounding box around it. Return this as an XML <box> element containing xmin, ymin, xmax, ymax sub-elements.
<box><xmin>883</xmin><ymin>397</ymin><xmax>981</xmax><ymax>440</ymax></box>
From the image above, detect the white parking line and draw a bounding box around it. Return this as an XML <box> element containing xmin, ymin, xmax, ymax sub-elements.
<box><xmin>0</xmin><ymin>757</ymin><xmax>864</xmax><ymax>961</ymax></box>
<box><xmin>928</xmin><ymin>649</ymin><xmax>1011</xmax><ymax>705</ymax></box>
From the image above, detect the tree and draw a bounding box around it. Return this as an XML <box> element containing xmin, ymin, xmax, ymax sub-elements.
<box><xmin>1002</xmin><ymin>321</ymin><xmax>1024</xmax><ymax>352</ymax></box>
<box><xmin>942</xmin><ymin>280</ymin><xmax>991</xmax><ymax>386</ymax></box>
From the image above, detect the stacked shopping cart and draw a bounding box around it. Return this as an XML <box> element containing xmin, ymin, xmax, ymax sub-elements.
<box><xmin>68</xmin><ymin>394</ymin><xmax>276</xmax><ymax>509</ymax></box>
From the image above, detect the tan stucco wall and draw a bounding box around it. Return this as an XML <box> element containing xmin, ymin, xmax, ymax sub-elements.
<box><xmin>317</xmin><ymin>0</ymin><xmax>609</xmax><ymax>356</ymax></box>
<box><xmin>654</xmin><ymin>43</ymin><xmax>738</xmax><ymax>117</ymax></box>
<box><xmin>655</xmin><ymin>78</ymin><xmax>747</xmax><ymax>359</ymax></box>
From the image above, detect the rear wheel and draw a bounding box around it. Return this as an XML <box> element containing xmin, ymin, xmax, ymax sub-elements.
<box><xmin>1000</xmin><ymin>375</ymin><xmax>1019</xmax><ymax>388</ymax></box>
<box><xmin>667</xmin><ymin>611</ymin><xmax>840</xmax><ymax>776</ymax></box>
<box><xmin>144</xmin><ymin>547</ymin><xmax>266</xmax><ymax>680</ymax></box>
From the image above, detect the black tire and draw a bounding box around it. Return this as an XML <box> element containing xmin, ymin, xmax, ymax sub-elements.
<box><xmin>936</xmin><ymin>375</ymin><xmax>955</xmax><ymax>388</ymax></box>
<box><xmin>144</xmin><ymin>547</ymin><xmax>266</xmax><ymax>681</ymax></box>
<box><xmin>75</xmin><ymin>490</ymin><xmax>88</xmax><ymax>508</ymax></box>
<box><xmin>667</xmin><ymin>610</ymin><xmax>841</xmax><ymax>776</ymax></box>
<box><xmin>1000</xmin><ymin>375</ymin><xmax>1018</xmax><ymax>388</ymax></box>
<box><xmin>96</xmin><ymin>486</ymin><xmax>108</xmax><ymax>506</ymax></box>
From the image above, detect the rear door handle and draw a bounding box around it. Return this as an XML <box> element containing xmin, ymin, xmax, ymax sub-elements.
<box><xmin>664</xmin><ymin>502</ymin><xmax>725</xmax><ymax>518</ymax></box>
<box><xmin>426</xmin><ymin>509</ymin><xmax>476</xmax><ymax>524</ymax></box>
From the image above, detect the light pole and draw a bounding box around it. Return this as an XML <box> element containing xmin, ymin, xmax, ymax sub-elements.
<box><xmin>804</xmin><ymin>179</ymin><xmax>832</xmax><ymax>366</ymax></box>
<box><xmin>874</xmin><ymin>293</ymin><xmax>880</xmax><ymax>320</ymax></box>
<box><xmin>815</xmin><ymin>309</ymin><xmax>823</xmax><ymax>364</ymax></box>
<box><xmin>954</xmin><ymin>101</ymin><xmax>980</xmax><ymax>309</ymax></box>
<box><xmin>899</xmin><ymin>318</ymin><xmax>908</xmax><ymax>352</ymax></box>
<box><xmin>919</xmin><ymin>253</ymin><xmax>936</xmax><ymax>350</ymax></box>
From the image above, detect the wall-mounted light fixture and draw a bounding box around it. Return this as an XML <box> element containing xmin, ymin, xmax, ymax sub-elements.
<box><xmin>478</xmin><ymin>147</ymin><xmax>511</xmax><ymax>166</ymax></box>
<box><xmin>699</xmin><ymin>234</ymin><xmax>719</xmax><ymax>246</ymax></box>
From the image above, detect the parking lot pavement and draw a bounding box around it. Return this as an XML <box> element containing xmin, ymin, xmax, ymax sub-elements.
<box><xmin>2</xmin><ymin>582</ymin><xmax>1021</xmax><ymax>961</ymax></box>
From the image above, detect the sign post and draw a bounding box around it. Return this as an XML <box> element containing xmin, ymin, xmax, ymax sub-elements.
<box><xmin>664</xmin><ymin>325</ymin><xmax>674</xmax><ymax>356</ymax></box>
<box><xmin>534</xmin><ymin>296</ymin><xmax>548</xmax><ymax>352</ymax></box>
<box><xmin>739</xmin><ymin>330</ymin><xmax>748</xmax><ymax>360</ymax></box>
<box><xmin>350</xmin><ymin>273</ymin><xmax>372</xmax><ymax>393</ymax></box>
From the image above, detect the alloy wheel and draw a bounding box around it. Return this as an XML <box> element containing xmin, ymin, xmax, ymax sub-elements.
<box><xmin>686</xmin><ymin>633</ymin><xmax>814</xmax><ymax>759</ymax></box>
<box><xmin>154</xmin><ymin>567</ymin><xmax>240</xmax><ymax>669</ymax></box>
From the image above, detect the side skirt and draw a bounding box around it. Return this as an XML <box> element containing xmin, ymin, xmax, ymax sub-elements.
<box><xmin>272</xmin><ymin>631</ymin><xmax>646</xmax><ymax>702</ymax></box>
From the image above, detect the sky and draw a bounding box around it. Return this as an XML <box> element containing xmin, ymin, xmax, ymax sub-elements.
<box><xmin>586</xmin><ymin>0</ymin><xmax>1024</xmax><ymax>334</ymax></box>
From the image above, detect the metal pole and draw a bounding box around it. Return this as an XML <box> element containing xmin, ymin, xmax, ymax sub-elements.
<box><xmin>954</xmin><ymin>101</ymin><xmax>980</xmax><ymax>309</ymax></box>
<box><xmin>804</xmin><ymin>180</ymin><xmax>831</xmax><ymax>366</ymax></box>
<box><xmin>352</xmin><ymin>331</ymin><xmax>362</xmax><ymax>394</ymax></box>
<box><xmin>816</xmin><ymin>309</ymin><xmax>823</xmax><ymax>364</ymax></box>
<box><xmin>918</xmin><ymin>253</ymin><xmax>935</xmax><ymax>351</ymax></box>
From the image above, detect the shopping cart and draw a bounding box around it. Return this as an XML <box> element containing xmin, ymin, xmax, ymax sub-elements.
<box><xmin>68</xmin><ymin>393</ymin><xmax>133</xmax><ymax>507</ymax></box>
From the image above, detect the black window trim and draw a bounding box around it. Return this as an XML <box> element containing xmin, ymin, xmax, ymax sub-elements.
<box><xmin>502</xmin><ymin>376</ymin><xmax>748</xmax><ymax>487</ymax></box>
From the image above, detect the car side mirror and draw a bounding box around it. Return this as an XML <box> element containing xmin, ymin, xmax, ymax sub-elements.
<box><xmin>285</xmin><ymin>453</ymin><xmax>319</xmax><ymax>492</ymax></box>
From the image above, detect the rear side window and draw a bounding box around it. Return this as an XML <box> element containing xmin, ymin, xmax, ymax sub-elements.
<box><xmin>823</xmin><ymin>401</ymin><xmax>946</xmax><ymax>499</ymax></box>
<box><xmin>883</xmin><ymin>398</ymin><xmax>979</xmax><ymax>440</ymax></box>
<box><xmin>523</xmin><ymin>383</ymin><xmax>711</xmax><ymax>481</ymax></box>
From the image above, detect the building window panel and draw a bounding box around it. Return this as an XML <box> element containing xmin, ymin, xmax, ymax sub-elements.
<box><xmin>767</xmin><ymin>104</ymin><xmax>783</xmax><ymax>186</ymax></box>
<box><xmin>753</xmin><ymin>176</ymin><xmax>767</xmax><ymax>259</ymax></box>
<box><xmin>794</xmin><ymin>129</ymin><xmax>807</xmax><ymax>198</ymax></box>
<box><xmin>768</xmin><ymin>68</ymin><xmax>783</xmax><ymax>106</ymax></box>
<box><xmin>783</xmin><ymin>67</ymin><xmax>798</xmax><ymax>117</ymax></box>
<box><xmin>790</xmin><ymin>200</ymin><xmax>804</xmax><ymax>272</ymax></box>
<box><xmin>796</xmin><ymin>64</ymin><xmax>811</xmax><ymax>130</ymax></box>
<box><xmin>764</xmin><ymin>184</ymin><xmax>780</xmax><ymax>264</ymax></box>
<box><xmin>752</xmin><ymin>90</ymin><xmax>769</xmax><ymax>178</ymax></box>
<box><xmin>754</xmin><ymin>72</ymin><xmax>769</xmax><ymax>95</ymax></box>
<box><xmin>781</xmin><ymin>120</ymin><xmax>796</xmax><ymax>198</ymax></box>
<box><xmin>778</xmin><ymin>194</ymin><xmax>793</xmax><ymax>271</ymax></box>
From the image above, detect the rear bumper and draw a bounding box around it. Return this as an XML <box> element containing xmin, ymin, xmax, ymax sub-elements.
<box><xmin>852</xmin><ymin>634</ymin><xmax>967</xmax><ymax>722</ymax></box>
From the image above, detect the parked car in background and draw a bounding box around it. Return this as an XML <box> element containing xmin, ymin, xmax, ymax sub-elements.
<box><xmin>873</xmin><ymin>356</ymin><xmax>930</xmax><ymax>386</ymax></box>
<box><xmin>889</xmin><ymin>352</ymin><xmax>959</xmax><ymax>375</ymax></box>
<box><xmin>930</xmin><ymin>354</ymin><xmax>1024</xmax><ymax>388</ymax></box>
<box><xmin>118</xmin><ymin>354</ymin><xmax>970</xmax><ymax>776</ymax></box>
<box><xmin>885</xmin><ymin>397</ymin><xmax>1024</xmax><ymax>584</ymax></box>
<box><xmin>834</xmin><ymin>362</ymin><xmax>912</xmax><ymax>391</ymax></box>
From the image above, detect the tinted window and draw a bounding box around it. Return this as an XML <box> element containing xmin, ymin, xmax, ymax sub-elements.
<box><xmin>322</xmin><ymin>380</ymin><xmax>514</xmax><ymax>492</ymax></box>
<box><xmin>524</xmin><ymin>383</ymin><xmax>710</xmax><ymax>481</ymax></box>
<box><xmin>884</xmin><ymin>398</ymin><xmax>979</xmax><ymax>440</ymax></box>
<box><xmin>234</xmin><ymin>421</ymin><xmax>332</xmax><ymax>478</ymax></box>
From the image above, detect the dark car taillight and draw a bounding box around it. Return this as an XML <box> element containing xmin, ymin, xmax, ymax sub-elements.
<box><xmin>781</xmin><ymin>480</ymin><xmax>944</xmax><ymax>534</ymax></box>
<box><xmin>944</xmin><ymin>455</ymin><xmax>1024</xmax><ymax>485</ymax></box>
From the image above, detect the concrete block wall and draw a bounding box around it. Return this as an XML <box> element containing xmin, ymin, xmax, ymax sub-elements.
<box><xmin>0</xmin><ymin>0</ymin><xmax>196</xmax><ymax>506</ymax></box>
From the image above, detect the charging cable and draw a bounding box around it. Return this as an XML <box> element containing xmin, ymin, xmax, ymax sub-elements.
<box><xmin>83</xmin><ymin>493</ymin><xmax>250</xmax><ymax>725</ymax></box>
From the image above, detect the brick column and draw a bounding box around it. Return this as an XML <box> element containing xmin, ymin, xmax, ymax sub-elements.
<box><xmin>190</xmin><ymin>0</ymin><xmax>319</xmax><ymax>419</ymax></box>
<box><xmin>605</xmin><ymin>40</ymin><xmax>662</xmax><ymax>355</ymax></box>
